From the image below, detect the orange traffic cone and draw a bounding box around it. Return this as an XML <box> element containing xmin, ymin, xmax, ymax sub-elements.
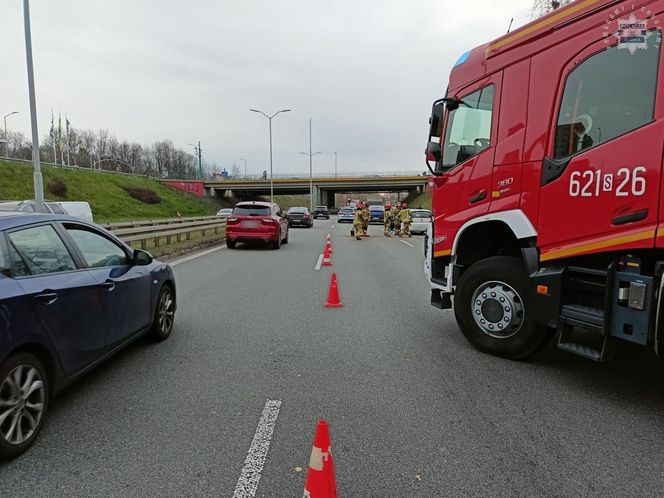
<box><xmin>303</xmin><ymin>420</ymin><xmax>338</xmax><ymax>498</ymax></box>
<box><xmin>324</xmin><ymin>273</ymin><xmax>343</xmax><ymax>307</ymax></box>
<box><xmin>322</xmin><ymin>249</ymin><xmax>332</xmax><ymax>267</ymax></box>
<box><xmin>324</xmin><ymin>239</ymin><xmax>332</xmax><ymax>254</ymax></box>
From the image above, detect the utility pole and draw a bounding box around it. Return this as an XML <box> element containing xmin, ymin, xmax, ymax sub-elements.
<box><xmin>23</xmin><ymin>0</ymin><xmax>44</xmax><ymax>211</ymax></box>
<box><xmin>197</xmin><ymin>141</ymin><xmax>202</xmax><ymax>179</ymax></box>
<box><xmin>189</xmin><ymin>142</ymin><xmax>203</xmax><ymax>179</ymax></box>
<box><xmin>299</xmin><ymin>118</ymin><xmax>321</xmax><ymax>212</ymax></box>
<box><xmin>334</xmin><ymin>152</ymin><xmax>338</xmax><ymax>178</ymax></box>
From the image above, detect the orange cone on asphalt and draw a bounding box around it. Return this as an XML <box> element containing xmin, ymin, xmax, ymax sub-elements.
<box><xmin>325</xmin><ymin>240</ymin><xmax>332</xmax><ymax>254</ymax></box>
<box><xmin>324</xmin><ymin>273</ymin><xmax>343</xmax><ymax>307</ymax></box>
<box><xmin>322</xmin><ymin>249</ymin><xmax>332</xmax><ymax>267</ymax></box>
<box><xmin>303</xmin><ymin>420</ymin><xmax>338</xmax><ymax>498</ymax></box>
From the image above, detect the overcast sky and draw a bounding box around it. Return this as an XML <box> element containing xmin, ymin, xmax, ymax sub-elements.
<box><xmin>3</xmin><ymin>1</ymin><xmax>533</xmax><ymax>176</ymax></box>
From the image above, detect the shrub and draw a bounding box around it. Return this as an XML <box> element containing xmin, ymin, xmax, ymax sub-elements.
<box><xmin>48</xmin><ymin>180</ymin><xmax>67</xmax><ymax>198</ymax></box>
<box><xmin>123</xmin><ymin>187</ymin><xmax>161</xmax><ymax>204</ymax></box>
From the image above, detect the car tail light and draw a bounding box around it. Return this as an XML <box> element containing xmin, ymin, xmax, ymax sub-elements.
<box><xmin>227</xmin><ymin>217</ymin><xmax>239</xmax><ymax>224</ymax></box>
<box><xmin>262</xmin><ymin>218</ymin><xmax>277</xmax><ymax>225</ymax></box>
<box><xmin>303</xmin><ymin>214</ymin><xmax>310</xmax><ymax>219</ymax></box>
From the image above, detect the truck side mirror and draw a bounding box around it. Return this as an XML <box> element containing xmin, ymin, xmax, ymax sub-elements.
<box><xmin>426</xmin><ymin>142</ymin><xmax>441</xmax><ymax>162</ymax></box>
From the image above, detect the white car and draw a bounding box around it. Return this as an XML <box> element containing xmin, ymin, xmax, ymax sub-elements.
<box><xmin>216</xmin><ymin>208</ymin><xmax>233</xmax><ymax>217</ymax></box>
<box><xmin>410</xmin><ymin>209</ymin><xmax>432</xmax><ymax>234</ymax></box>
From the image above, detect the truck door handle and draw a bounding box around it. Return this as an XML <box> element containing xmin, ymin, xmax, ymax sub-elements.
<box><xmin>612</xmin><ymin>209</ymin><xmax>648</xmax><ymax>226</ymax></box>
<box><xmin>35</xmin><ymin>292</ymin><xmax>58</xmax><ymax>305</ymax></box>
<box><xmin>99</xmin><ymin>280</ymin><xmax>116</xmax><ymax>292</ymax></box>
<box><xmin>469</xmin><ymin>191</ymin><xmax>487</xmax><ymax>204</ymax></box>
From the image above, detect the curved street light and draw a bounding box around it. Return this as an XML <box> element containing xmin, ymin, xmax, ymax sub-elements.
<box><xmin>250</xmin><ymin>108</ymin><xmax>291</xmax><ymax>202</ymax></box>
<box><xmin>3</xmin><ymin>111</ymin><xmax>19</xmax><ymax>157</ymax></box>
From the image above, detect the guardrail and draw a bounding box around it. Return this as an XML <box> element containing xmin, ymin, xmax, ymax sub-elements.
<box><xmin>105</xmin><ymin>216</ymin><xmax>226</xmax><ymax>250</ymax></box>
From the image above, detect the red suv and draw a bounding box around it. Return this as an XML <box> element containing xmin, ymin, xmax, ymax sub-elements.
<box><xmin>225</xmin><ymin>201</ymin><xmax>289</xmax><ymax>249</ymax></box>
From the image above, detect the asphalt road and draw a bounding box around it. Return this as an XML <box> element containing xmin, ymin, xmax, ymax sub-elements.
<box><xmin>2</xmin><ymin>220</ymin><xmax>664</xmax><ymax>497</ymax></box>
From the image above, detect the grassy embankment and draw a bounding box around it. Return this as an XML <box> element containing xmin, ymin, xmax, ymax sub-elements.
<box><xmin>0</xmin><ymin>159</ymin><xmax>219</xmax><ymax>223</ymax></box>
<box><xmin>404</xmin><ymin>190</ymin><xmax>432</xmax><ymax>210</ymax></box>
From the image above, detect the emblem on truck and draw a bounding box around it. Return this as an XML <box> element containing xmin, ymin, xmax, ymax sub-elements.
<box><xmin>602</xmin><ymin>8</ymin><xmax>661</xmax><ymax>55</ymax></box>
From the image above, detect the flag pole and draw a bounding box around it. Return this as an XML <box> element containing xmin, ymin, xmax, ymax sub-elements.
<box><xmin>58</xmin><ymin>112</ymin><xmax>63</xmax><ymax>165</ymax></box>
<box><xmin>65</xmin><ymin>114</ymin><xmax>70</xmax><ymax>166</ymax></box>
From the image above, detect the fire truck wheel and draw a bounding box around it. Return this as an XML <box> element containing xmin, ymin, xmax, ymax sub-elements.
<box><xmin>454</xmin><ymin>256</ymin><xmax>551</xmax><ymax>360</ymax></box>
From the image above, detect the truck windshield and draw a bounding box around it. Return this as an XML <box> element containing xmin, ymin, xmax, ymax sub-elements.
<box><xmin>441</xmin><ymin>85</ymin><xmax>494</xmax><ymax>170</ymax></box>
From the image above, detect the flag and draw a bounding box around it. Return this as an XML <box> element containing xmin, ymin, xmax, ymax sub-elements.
<box><xmin>49</xmin><ymin>110</ymin><xmax>55</xmax><ymax>141</ymax></box>
<box><xmin>57</xmin><ymin>113</ymin><xmax>62</xmax><ymax>147</ymax></box>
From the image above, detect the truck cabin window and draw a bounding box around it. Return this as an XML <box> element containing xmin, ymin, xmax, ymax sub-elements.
<box><xmin>440</xmin><ymin>85</ymin><xmax>494</xmax><ymax>170</ymax></box>
<box><xmin>554</xmin><ymin>35</ymin><xmax>659</xmax><ymax>159</ymax></box>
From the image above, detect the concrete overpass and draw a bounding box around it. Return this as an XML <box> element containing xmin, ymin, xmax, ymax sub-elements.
<box><xmin>203</xmin><ymin>175</ymin><xmax>430</xmax><ymax>207</ymax></box>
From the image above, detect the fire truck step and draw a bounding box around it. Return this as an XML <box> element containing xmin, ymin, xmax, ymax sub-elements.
<box><xmin>431</xmin><ymin>289</ymin><xmax>452</xmax><ymax>309</ymax></box>
<box><xmin>556</xmin><ymin>305</ymin><xmax>615</xmax><ymax>361</ymax></box>
<box><xmin>557</xmin><ymin>340</ymin><xmax>605</xmax><ymax>361</ymax></box>
<box><xmin>560</xmin><ymin>304</ymin><xmax>604</xmax><ymax>328</ymax></box>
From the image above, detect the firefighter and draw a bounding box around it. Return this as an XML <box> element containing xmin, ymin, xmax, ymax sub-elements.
<box><xmin>383</xmin><ymin>202</ymin><xmax>393</xmax><ymax>236</ymax></box>
<box><xmin>391</xmin><ymin>201</ymin><xmax>401</xmax><ymax>236</ymax></box>
<box><xmin>352</xmin><ymin>204</ymin><xmax>363</xmax><ymax>240</ymax></box>
<box><xmin>361</xmin><ymin>202</ymin><xmax>370</xmax><ymax>236</ymax></box>
<box><xmin>399</xmin><ymin>202</ymin><xmax>412</xmax><ymax>237</ymax></box>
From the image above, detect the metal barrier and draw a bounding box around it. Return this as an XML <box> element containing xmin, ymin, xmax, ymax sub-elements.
<box><xmin>104</xmin><ymin>215</ymin><xmax>218</xmax><ymax>231</ymax></box>
<box><xmin>106</xmin><ymin>216</ymin><xmax>226</xmax><ymax>250</ymax></box>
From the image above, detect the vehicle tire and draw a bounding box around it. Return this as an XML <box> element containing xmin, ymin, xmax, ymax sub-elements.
<box><xmin>0</xmin><ymin>352</ymin><xmax>49</xmax><ymax>460</ymax></box>
<box><xmin>150</xmin><ymin>285</ymin><xmax>175</xmax><ymax>342</ymax></box>
<box><xmin>282</xmin><ymin>229</ymin><xmax>289</xmax><ymax>244</ymax></box>
<box><xmin>454</xmin><ymin>256</ymin><xmax>551</xmax><ymax>360</ymax></box>
<box><xmin>226</xmin><ymin>240</ymin><xmax>236</xmax><ymax>249</ymax></box>
<box><xmin>272</xmin><ymin>234</ymin><xmax>282</xmax><ymax>250</ymax></box>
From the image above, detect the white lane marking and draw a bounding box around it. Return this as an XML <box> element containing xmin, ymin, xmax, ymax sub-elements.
<box><xmin>233</xmin><ymin>399</ymin><xmax>282</xmax><ymax>498</ymax></box>
<box><xmin>314</xmin><ymin>254</ymin><xmax>324</xmax><ymax>271</ymax></box>
<box><xmin>331</xmin><ymin>224</ymin><xmax>336</xmax><ymax>230</ymax></box>
<box><xmin>400</xmin><ymin>240</ymin><xmax>415</xmax><ymax>248</ymax></box>
<box><xmin>170</xmin><ymin>245</ymin><xmax>226</xmax><ymax>267</ymax></box>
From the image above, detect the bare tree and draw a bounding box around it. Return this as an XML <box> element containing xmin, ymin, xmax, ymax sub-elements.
<box><xmin>531</xmin><ymin>0</ymin><xmax>572</xmax><ymax>19</ymax></box>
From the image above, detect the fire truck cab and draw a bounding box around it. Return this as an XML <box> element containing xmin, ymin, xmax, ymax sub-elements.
<box><xmin>425</xmin><ymin>0</ymin><xmax>664</xmax><ymax>361</ymax></box>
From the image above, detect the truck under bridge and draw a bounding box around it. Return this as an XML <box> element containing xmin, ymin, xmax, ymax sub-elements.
<box><xmin>202</xmin><ymin>175</ymin><xmax>431</xmax><ymax>207</ymax></box>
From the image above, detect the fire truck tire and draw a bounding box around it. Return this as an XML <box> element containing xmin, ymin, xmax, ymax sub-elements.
<box><xmin>454</xmin><ymin>256</ymin><xmax>551</xmax><ymax>360</ymax></box>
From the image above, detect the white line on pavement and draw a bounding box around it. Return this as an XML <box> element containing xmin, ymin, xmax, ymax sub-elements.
<box><xmin>400</xmin><ymin>240</ymin><xmax>415</xmax><ymax>248</ymax></box>
<box><xmin>170</xmin><ymin>245</ymin><xmax>226</xmax><ymax>267</ymax></box>
<box><xmin>331</xmin><ymin>224</ymin><xmax>336</xmax><ymax>230</ymax></box>
<box><xmin>233</xmin><ymin>399</ymin><xmax>282</xmax><ymax>498</ymax></box>
<box><xmin>314</xmin><ymin>254</ymin><xmax>324</xmax><ymax>271</ymax></box>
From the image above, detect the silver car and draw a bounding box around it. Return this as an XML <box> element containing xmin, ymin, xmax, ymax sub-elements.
<box><xmin>410</xmin><ymin>209</ymin><xmax>432</xmax><ymax>234</ymax></box>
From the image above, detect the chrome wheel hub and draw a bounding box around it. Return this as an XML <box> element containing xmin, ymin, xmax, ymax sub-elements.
<box><xmin>159</xmin><ymin>291</ymin><xmax>175</xmax><ymax>334</ymax></box>
<box><xmin>471</xmin><ymin>281</ymin><xmax>524</xmax><ymax>338</ymax></box>
<box><xmin>0</xmin><ymin>364</ymin><xmax>45</xmax><ymax>446</ymax></box>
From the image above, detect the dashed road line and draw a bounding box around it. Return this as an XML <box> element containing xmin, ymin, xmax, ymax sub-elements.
<box><xmin>314</xmin><ymin>254</ymin><xmax>324</xmax><ymax>271</ymax></box>
<box><xmin>331</xmin><ymin>224</ymin><xmax>336</xmax><ymax>230</ymax></box>
<box><xmin>170</xmin><ymin>245</ymin><xmax>226</xmax><ymax>266</ymax></box>
<box><xmin>400</xmin><ymin>240</ymin><xmax>415</xmax><ymax>248</ymax></box>
<box><xmin>233</xmin><ymin>399</ymin><xmax>282</xmax><ymax>498</ymax></box>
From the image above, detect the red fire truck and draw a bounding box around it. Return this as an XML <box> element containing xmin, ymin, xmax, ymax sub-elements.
<box><xmin>424</xmin><ymin>0</ymin><xmax>663</xmax><ymax>361</ymax></box>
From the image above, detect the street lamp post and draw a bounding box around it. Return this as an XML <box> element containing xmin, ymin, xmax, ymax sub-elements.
<box><xmin>299</xmin><ymin>119</ymin><xmax>321</xmax><ymax>212</ymax></box>
<box><xmin>239</xmin><ymin>157</ymin><xmax>247</xmax><ymax>178</ymax></box>
<box><xmin>3</xmin><ymin>111</ymin><xmax>19</xmax><ymax>157</ymax></box>
<box><xmin>250</xmin><ymin>108</ymin><xmax>291</xmax><ymax>203</ymax></box>
<box><xmin>23</xmin><ymin>0</ymin><xmax>44</xmax><ymax>212</ymax></box>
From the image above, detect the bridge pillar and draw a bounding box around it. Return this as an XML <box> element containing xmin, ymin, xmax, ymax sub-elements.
<box><xmin>206</xmin><ymin>187</ymin><xmax>217</xmax><ymax>197</ymax></box>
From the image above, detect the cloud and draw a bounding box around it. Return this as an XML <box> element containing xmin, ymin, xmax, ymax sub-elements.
<box><xmin>2</xmin><ymin>0</ymin><xmax>533</xmax><ymax>175</ymax></box>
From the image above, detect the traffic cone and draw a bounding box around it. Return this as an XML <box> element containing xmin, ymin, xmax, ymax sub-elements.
<box><xmin>303</xmin><ymin>420</ymin><xmax>338</xmax><ymax>498</ymax></box>
<box><xmin>324</xmin><ymin>273</ymin><xmax>343</xmax><ymax>307</ymax></box>
<box><xmin>322</xmin><ymin>248</ymin><xmax>332</xmax><ymax>267</ymax></box>
<box><xmin>324</xmin><ymin>240</ymin><xmax>332</xmax><ymax>254</ymax></box>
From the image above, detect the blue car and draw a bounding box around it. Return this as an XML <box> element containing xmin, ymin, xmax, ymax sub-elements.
<box><xmin>0</xmin><ymin>213</ymin><xmax>176</xmax><ymax>459</ymax></box>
